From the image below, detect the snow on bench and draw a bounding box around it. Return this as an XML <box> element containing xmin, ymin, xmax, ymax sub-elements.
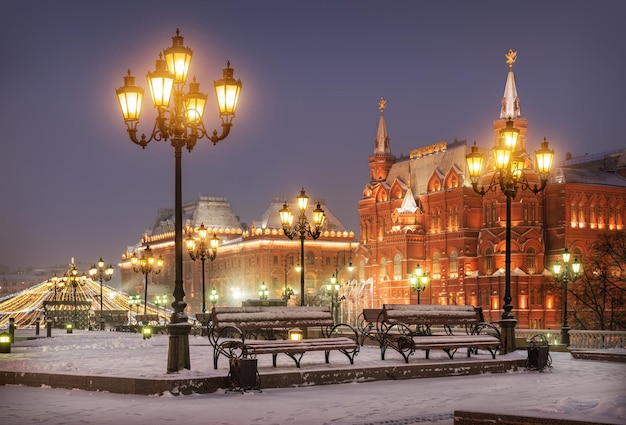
<box><xmin>207</xmin><ymin>306</ymin><xmax>360</xmax><ymax>368</ymax></box>
<box><xmin>380</xmin><ymin>304</ymin><xmax>500</xmax><ymax>362</ymax></box>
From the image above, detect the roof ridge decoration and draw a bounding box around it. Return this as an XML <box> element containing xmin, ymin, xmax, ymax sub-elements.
<box><xmin>374</xmin><ymin>97</ymin><xmax>390</xmax><ymax>155</ymax></box>
<box><xmin>500</xmin><ymin>49</ymin><xmax>521</xmax><ymax>120</ymax></box>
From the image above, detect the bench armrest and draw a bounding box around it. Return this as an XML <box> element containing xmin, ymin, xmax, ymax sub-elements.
<box><xmin>323</xmin><ymin>322</ymin><xmax>359</xmax><ymax>343</ymax></box>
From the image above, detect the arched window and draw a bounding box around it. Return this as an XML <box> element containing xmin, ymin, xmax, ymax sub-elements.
<box><xmin>484</xmin><ymin>248</ymin><xmax>493</xmax><ymax>275</ymax></box>
<box><xmin>450</xmin><ymin>251</ymin><xmax>458</xmax><ymax>278</ymax></box>
<box><xmin>393</xmin><ymin>254</ymin><xmax>402</xmax><ymax>280</ymax></box>
<box><xmin>358</xmin><ymin>260</ymin><xmax>365</xmax><ymax>282</ymax></box>
<box><xmin>433</xmin><ymin>253</ymin><xmax>440</xmax><ymax>278</ymax></box>
<box><xmin>379</xmin><ymin>258</ymin><xmax>387</xmax><ymax>280</ymax></box>
<box><xmin>306</xmin><ymin>251</ymin><xmax>315</xmax><ymax>265</ymax></box>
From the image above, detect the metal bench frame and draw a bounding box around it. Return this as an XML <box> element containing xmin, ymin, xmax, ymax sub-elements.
<box><xmin>208</xmin><ymin>306</ymin><xmax>360</xmax><ymax>369</ymax></box>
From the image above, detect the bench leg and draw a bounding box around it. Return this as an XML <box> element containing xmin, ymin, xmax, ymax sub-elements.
<box><xmin>272</xmin><ymin>353</ymin><xmax>278</xmax><ymax>367</ymax></box>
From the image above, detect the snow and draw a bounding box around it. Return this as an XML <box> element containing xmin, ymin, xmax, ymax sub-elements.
<box><xmin>1</xmin><ymin>329</ymin><xmax>625</xmax><ymax>425</ymax></box>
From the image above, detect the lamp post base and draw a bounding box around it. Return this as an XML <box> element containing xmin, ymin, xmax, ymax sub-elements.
<box><xmin>498</xmin><ymin>318</ymin><xmax>517</xmax><ymax>355</ymax></box>
<box><xmin>561</xmin><ymin>325</ymin><xmax>570</xmax><ymax>347</ymax></box>
<box><xmin>167</xmin><ymin>322</ymin><xmax>192</xmax><ymax>373</ymax></box>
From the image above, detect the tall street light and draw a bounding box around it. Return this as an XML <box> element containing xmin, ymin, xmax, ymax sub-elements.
<box><xmin>154</xmin><ymin>294</ymin><xmax>168</xmax><ymax>324</ymax></box>
<box><xmin>46</xmin><ymin>275</ymin><xmax>65</xmax><ymax>324</ymax></box>
<box><xmin>552</xmin><ymin>248</ymin><xmax>581</xmax><ymax>346</ymax></box>
<box><xmin>409</xmin><ymin>263</ymin><xmax>430</xmax><ymax>305</ymax></box>
<box><xmin>65</xmin><ymin>261</ymin><xmax>87</xmax><ymax>329</ymax></box>
<box><xmin>116</xmin><ymin>29</ymin><xmax>242</xmax><ymax>372</ymax></box>
<box><xmin>131</xmin><ymin>245</ymin><xmax>164</xmax><ymax>315</ymax></box>
<box><xmin>466</xmin><ymin>119</ymin><xmax>554</xmax><ymax>354</ymax></box>
<box><xmin>89</xmin><ymin>258</ymin><xmax>114</xmax><ymax>331</ymax></box>
<box><xmin>186</xmin><ymin>224</ymin><xmax>219</xmax><ymax>313</ymax></box>
<box><xmin>279</xmin><ymin>188</ymin><xmax>326</xmax><ymax>306</ymax></box>
<box><xmin>326</xmin><ymin>276</ymin><xmax>342</xmax><ymax>324</ymax></box>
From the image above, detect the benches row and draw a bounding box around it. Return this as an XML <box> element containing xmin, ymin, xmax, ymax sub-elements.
<box><xmin>203</xmin><ymin>304</ymin><xmax>501</xmax><ymax>369</ymax></box>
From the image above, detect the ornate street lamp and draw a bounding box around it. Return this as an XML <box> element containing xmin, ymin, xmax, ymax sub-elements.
<box><xmin>409</xmin><ymin>264</ymin><xmax>430</xmax><ymax>304</ymax></box>
<box><xmin>64</xmin><ymin>261</ymin><xmax>87</xmax><ymax>329</ymax></box>
<box><xmin>552</xmin><ymin>248</ymin><xmax>581</xmax><ymax>346</ymax></box>
<box><xmin>466</xmin><ymin>120</ymin><xmax>554</xmax><ymax>354</ymax></box>
<box><xmin>259</xmin><ymin>282</ymin><xmax>269</xmax><ymax>301</ymax></box>
<box><xmin>131</xmin><ymin>245</ymin><xmax>164</xmax><ymax>315</ymax></box>
<box><xmin>116</xmin><ymin>29</ymin><xmax>242</xmax><ymax>373</ymax></box>
<box><xmin>128</xmin><ymin>294</ymin><xmax>141</xmax><ymax>319</ymax></box>
<box><xmin>186</xmin><ymin>224</ymin><xmax>219</xmax><ymax>313</ymax></box>
<box><xmin>46</xmin><ymin>275</ymin><xmax>66</xmax><ymax>324</ymax></box>
<box><xmin>279</xmin><ymin>188</ymin><xmax>326</xmax><ymax>306</ymax></box>
<box><xmin>89</xmin><ymin>258</ymin><xmax>114</xmax><ymax>331</ymax></box>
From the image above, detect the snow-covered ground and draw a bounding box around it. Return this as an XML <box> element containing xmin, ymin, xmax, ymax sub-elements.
<box><xmin>1</xmin><ymin>329</ymin><xmax>625</xmax><ymax>424</ymax></box>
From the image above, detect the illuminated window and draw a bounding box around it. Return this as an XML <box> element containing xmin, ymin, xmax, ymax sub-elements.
<box><xmin>380</xmin><ymin>258</ymin><xmax>387</xmax><ymax>280</ymax></box>
<box><xmin>484</xmin><ymin>248</ymin><xmax>493</xmax><ymax>275</ymax></box>
<box><xmin>432</xmin><ymin>253</ymin><xmax>440</xmax><ymax>278</ymax></box>
<box><xmin>526</xmin><ymin>248</ymin><xmax>536</xmax><ymax>274</ymax></box>
<box><xmin>450</xmin><ymin>251</ymin><xmax>458</xmax><ymax>278</ymax></box>
<box><xmin>393</xmin><ymin>254</ymin><xmax>402</xmax><ymax>280</ymax></box>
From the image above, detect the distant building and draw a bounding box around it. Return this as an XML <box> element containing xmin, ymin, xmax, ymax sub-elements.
<box><xmin>356</xmin><ymin>53</ymin><xmax>626</xmax><ymax>330</ymax></box>
<box><xmin>120</xmin><ymin>196</ymin><xmax>356</xmax><ymax>315</ymax></box>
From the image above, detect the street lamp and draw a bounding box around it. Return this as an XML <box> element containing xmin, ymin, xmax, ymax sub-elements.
<box><xmin>259</xmin><ymin>282</ymin><xmax>269</xmax><ymax>301</ymax></box>
<box><xmin>65</xmin><ymin>261</ymin><xmax>87</xmax><ymax>329</ymax></box>
<box><xmin>46</xmin><ymin>275</ymin><xmax>66</xmax><ymax>324</ymax></box>
<box><xmin>552</xmin><ymin>249</ymin><xmax>581</xmax><ymax>346</ymax></box>
<box><xmin>186</xmin><ymin>223</ymin><xmax>219</xmax><ymax>313</ymax></box>
<box><xmin>155</xmin><ymin>294</ymin><xmax>168</xmax><ymax>323</ymax></box>
<box><xmin>89</xmin><ymin>258</ymin><xmax>114</xmax><ymax>331</ymax></box>
<box><xmin>466</xmin><ymin>119</ymin><xmax>554</xmax><ymax>354</ymax></box>
<box><xmin>116</xmin><ymin>29</ymin><xmax>242</xmax><ymax>373</ymax></box>
<box><xmin>279</xmin><ymin>188</ymin><xmax>326</xmax><ymax>306</ymax></box>
<box><xmin>209</xmin><ymin>287</ymin><xmax>219</xmax><ymax>309</ymax></box>
<box><xmin>409</xmin><ymin>264</ymin><xmax>430</xmax><ymax>304</ymax></box>
<box><xmin>130</xmin><ymin>245</ymin><xmax>164</xmax><ymax>315</ymax></box>
<box><xmin>326</xmin><ymin>276</ymin><xmax>342</xmax><ymax>324</ymax></box>
<box><xmin>128</xmin><ymin>295</ymin><xmax>141</xmax><ymax>320</ymax></box>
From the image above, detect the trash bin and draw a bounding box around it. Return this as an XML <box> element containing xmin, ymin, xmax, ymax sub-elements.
<box><xmin>526</xmin><ymin>334</ymin><xmax>551</xmax><ymax>371</ymax></box>
<box><xmin>227</xmin><ymin>357</ymin><xmax>261</xmax><ymax>392</ymax></box>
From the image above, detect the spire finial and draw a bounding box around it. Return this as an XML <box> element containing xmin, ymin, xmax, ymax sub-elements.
<box><xmin>378</xmin><ymin>97</ymin><xmax>387</xmax><ymax>112</ymax></box>
<box><xmin>505</xmin><ymin>49</ymin><xmax>517</xmax><ymax>69</ymax></box>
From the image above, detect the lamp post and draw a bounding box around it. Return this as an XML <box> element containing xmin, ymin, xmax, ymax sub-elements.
<box><xmin>46</xmin><ymin>275</ymin><xmax>65</xmax><ymax>324</ymax></box>
<box><xmin>259</xmin><ymin>282</ymin><xmax>269</xmax><ymax>301</ymax></box>
<box><xmin>209</xmin><ymin>288</ymin><xmax>219</xmax><ymax>309</ymax></box>
<box><xmin>130</xmin><ymin>245</ymin><xmax>164</xmax><ymax>315</ymax></box>
<box><xmin>128</xmin><ymin>295</ymin><xmax>141</xmax><ymax>320</ymax></box>
<box><xmin>466</xmin><ymin>119</ymin><xmax>554</xmax><ymax>354</ymax></box>
<box><xmin>65</xmin><ymin>261</ymin><xmax>87</xmax><ymax>329</ymax></box>
<box><xmin>552</xmin><ymin>248</ymin><xmax>581</xmax><ymax>346</ymax></box>
<box><xmin>155</xmin><ymin>294</ymin><xmax>168</xmax><ymax>323</ymax></box>
<box><xmin>186</xmin><ymin>223</ymin><xmax>219</xmax><ymax>313</ymax></box>
<box><xmin>279</xmin><ymin>188</ymin><xmax>326</xmax><ymax>306</ymax></box>
<box><xmin>116</xmin><ymin>29</ymin><xmax>242</xmax><ymax>373</ymax></box>
<box><xmin>409</xmin><ymin>263</ymin><xmax>430</xmax><ymax>304</ymax></box>
<box><xmin>326</xmin><ymin>276</ymin><xmax>342</xmax><ymax>324</ymax></box>
<box><xmin>89</xmin><ymin>258</ymin><xmax>114</xmax><ymax>331</ymax></box>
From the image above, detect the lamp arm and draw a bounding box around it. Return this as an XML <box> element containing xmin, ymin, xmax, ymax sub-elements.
<box><xmin>205</xmin><ymin>123</ymin><xmax>232</xmax><ymax>145</ymax></box>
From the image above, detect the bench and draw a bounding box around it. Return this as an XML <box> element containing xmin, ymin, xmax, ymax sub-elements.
<box><xmin>208</xmin><ymin>306</ymin><xmax>360</xmax><ymax>369</ymax></box>
<box><xmin>380</xmin><ymin>304</ymin><xmax>500</xmax><ymax>362</ymax></box>
<box><xmin>135</xmin><ymin>314</ymin><xmax>161</xmax><ymax>325</ymax></box>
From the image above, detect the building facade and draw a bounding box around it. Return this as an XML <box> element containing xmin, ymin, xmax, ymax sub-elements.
<box><xmin>355</xmin><ymin>53</ymin><xmax>626</xmax><ymax>330</ymax></box>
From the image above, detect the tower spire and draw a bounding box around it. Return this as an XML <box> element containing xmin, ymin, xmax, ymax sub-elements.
<box><xmin>500</xmin><ymin>49</ymin><xmax>521</xmax><ymax>119</ymax></box>
<box><xmin>374</xmin><ymin>97</ymin><xmax>390</xmax><ymax>154</ymax></box>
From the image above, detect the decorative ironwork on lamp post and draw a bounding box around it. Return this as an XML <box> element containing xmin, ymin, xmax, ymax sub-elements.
<box><xmin>131</xmin><ymin>245</ymin><xmax>164</xmax><ymax>315</ymax></box>
<box><xmin>65</xmin><ymin>260</ymin><xmax>87</xmax><ymax>329</ymax></box>
<box><xmin>466</xmin><ymin>119</ymin><xmax>554</xmax><ymax>354</ymax></box>
<box><xmin>186</xmin><ymin>223</ymin><xmax>219</xmax><ymax>313</ymax></box>
<box><xmin>115</xmin><ymin>29</ymin><xmax>242</xmax><ymax>373</ymax></box>
<box><xmin>89</xmin><ymin>258</ymin><xmax>114</xmax><ymax>331</ymax></box>
<box><xmin>279</xmin><ymin>188</ymin><xmax>326</xmax><ymax>306</ymax></box>
<box><xmin>552</xmin><ymin>248</ymin><xmax>581</xmax><ymax>346</ymax></box>
<box><xmin>409</xmin><ymin>263</ymin><xmax>430</xmax><ymax>304</ymax></box>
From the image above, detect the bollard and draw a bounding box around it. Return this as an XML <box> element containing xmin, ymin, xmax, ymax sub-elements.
<box><xmin>66</xmin><ymin>323</ymin><xmax>73</xmax><ymax>334</ymax></box>
<box><xmin>46</xmin><ymin>320</ymin><xmax>52</xmax><ymax>338</ymax></box>
<box><xmin>9</xmin><ymin>317</ymin><xmax>15</xmax><ymax>343</ymax></box>
<box><xmin>0</xmin><ymin>332</ymin><xmax>10</xmax><ymax>353</ymax></box>
<box><xmin>35</xmin><ymin>318</ymin><xmax>40</xmax><ymax>336</ymax></box>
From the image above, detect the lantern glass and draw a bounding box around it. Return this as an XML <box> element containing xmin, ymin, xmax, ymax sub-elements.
<box><xmin>312</xmin><ymin>202</ymin><xmax>325</xmax><ymax>228</ymax></box>
<box><xmin>214</xmin><ymin>62</ymin><xmax>241</xmax><ymax>116</ymax></box>
<box><xmin>493</xmin><ymin>138</ymin><xmax>513</xmax><ymax>171</ymax></box>
<box><xmin>535</xmin><ymin>137</ymin><xmax>554</xmax><ymax>179</ymax></box>
<box><xmin>163</xmin><ymin>30</ymin><xmax>193</xmax><ymax>84</ymax></box>
<box><xmin>186</xmin><ymin>234</ymin><xmax>196</xmax><ymax>254</ymax></box>
<box><xmin>297</xmin><ymin>189</ymin><xmax>309</xmax><ymax>212</ymax></box>
<box><xmin>465</xmin><ymin>142</ymin><xmax>484</xmax><ymax>183</ymax></box>
<box><xmin>500</xmin><ymin>120</ymin><xmax>519</xmax><ymax>150</ymax></box>
<box><xmin>279</xmin><ymin>203</ymin><xmax>294</xmax><ymax>228</ymax></box>
<box><xmin>146</xmin><ymin>56</ymin><xmax>173</xmax><ymax>108</ymax></box>
<box><xmin>198</xmin><ymin>224</ymin><xmax>208</xmax><ymax>241</ymax></box>
<box><xmin>116</xmin><ymin>70</ymin><xmax>144</xmax><ymax>121</ymax></box>
<box><xmin>210</xmin><ymin>234</ymin><xmax>220</xmax><ymax>251</ymax></box>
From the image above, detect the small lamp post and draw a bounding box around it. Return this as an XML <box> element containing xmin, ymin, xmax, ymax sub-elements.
<box><xmin>552</xmin><ymin>248</ymin><xmax>581</xmax><ymax>346</ymax></box>
<box><xmin>409</xmin><ymin>264</ymin><xmax>430</xmax><ymax>304</ymax></box>
<box><xmin>259</xmin><ymin>282</ymin><xmax>269</xmax><ymax>301</ymax></box>
<box><xmin>326</xmin><ymin>276</ymin><xmax>342</xmax><ymax>324</ymax></box>
<box><xmin>115</xmin><ymin>28</ymin><xmax>242</xmax><ymax>373</ymax></box>
<box><xmin>279</xmin><ymin>188</ymin><xmax>326</xmax><ymax>306</ymax></box>
<box><xmin>89</xmin><ymin>258</ymin><xmax>114</xmax><ymax>331</ymax></box>
<box><xmin>155</xmin><ymin>294</ymin><xmax>168</xmax><ymax>323</ymax></box>
<box><xmin>466</xmin><ymin>119</ymin><xmax>554</xmax><ymax>354</ymax></box>
<box><xmin>209</xmin><ymin>287</ymin><xmax>219</xmax><ymax>309</ymax></box>
<box><xmin>186</xmin><ymin>223</ymin><xmax>219</xmax><ymax>313</ymax></box>
<box><xmin>0</xmin><ymin>332</ymin><xmax>11</xmax><ymax>353</ymax></box>
<box><xmin>128</xmin><ymin>295</ymin><xmax>141</xmax><ymax>320</ymax></box>
<box><xmin>65</xmin><ymin>261</ymin><xmax>87</xmax><ymax>330</ymax></box>
<box><xmin>131</xmin><ymin>245</ymin><xmax>164</xmax><ymax>315</ymax></box>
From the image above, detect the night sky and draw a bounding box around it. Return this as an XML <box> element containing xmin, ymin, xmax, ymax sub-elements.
<box><xmin>1</xmin><ymin>1</ymin><xmax>624</xmax><ymax>270</ymax></box>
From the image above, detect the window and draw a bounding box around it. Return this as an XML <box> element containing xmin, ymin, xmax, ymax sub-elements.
<box><xmin>306</xmin><ymin>251</ymin><xmax>315</xmax><ymax>265</ymax></box>
<box><xmin>526</xmin><ymin>248</ymin><xmax>536</xmax><ymax>274</ymax></box>
<box><xmin>432</xmin><ymin>253</ymin><xmax>440</xmax><ymax>278</ymax></box>
<box><xmin>484</xmin><ymin>248</ymin><xmax>493</xmax><ymax>275</ymax></box>
<box><xmin>449</xmin><ymin>251</ymin><xmax>458</xmax><ymax>278</ymax></box>
<box><xmin>379</xmin><ymin>258</ymin><xmax>387</xmax><ymax>280</ymax></box>
<box><xmin>393</xmin><ymin>254</ymin><xmax>402</xmax><ymax>280</ymax></box>
<box><xmin>273</xmin><ymin>255</ymin><xmax>278</xmax><ymax>265</ymax></box>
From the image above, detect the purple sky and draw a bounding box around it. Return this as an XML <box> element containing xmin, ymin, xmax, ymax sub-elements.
<box><xmin>1</xmin><ymin>1</ymin><xmax>624</xmax><ymax>270</ymax></box>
